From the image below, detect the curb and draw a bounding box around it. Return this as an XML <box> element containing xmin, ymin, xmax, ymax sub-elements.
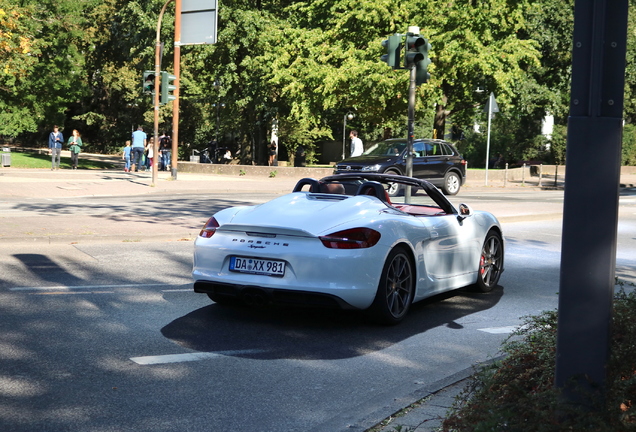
<box><xmin>364</xmin><ymin>356</ymin><xmax>506</xmax><ymax>432</ymax></box>
<box><xmin>0</xmin><ymin>232</ymin><xmax>199</xmax><ymax>245</ymax></box>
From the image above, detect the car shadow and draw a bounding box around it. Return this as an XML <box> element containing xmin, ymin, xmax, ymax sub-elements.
<box><xmin>160</xmin><ymin>286</ymin><xmax>504</xmax><ymax>361</ymax></box>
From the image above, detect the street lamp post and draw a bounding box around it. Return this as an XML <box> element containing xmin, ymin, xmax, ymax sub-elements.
<box><xmin>342</xmin><ymin>111</ymin><xmax>355</xmax><ymax>160</ymax></box>
<box><xmin>126</xmin><ymin>103</ymin><xmax>138</xmax><ymax>133</ymax></box>
<box><xmin>213</xmin><ymin>80</ymin><xmax>221</xmax><ymax>142</ymax></box>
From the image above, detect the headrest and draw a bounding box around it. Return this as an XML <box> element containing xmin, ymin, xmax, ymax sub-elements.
<box><xmin>320</xmin><ymin>182</ymin><xmax>345</xmax><ymax>194</ymax></box>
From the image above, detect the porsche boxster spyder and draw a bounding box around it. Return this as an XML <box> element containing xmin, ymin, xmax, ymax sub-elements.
<box><xmin>192</xmin><ymin>174</ymin><xmax>504</xmax><ymax>324</ymax></box>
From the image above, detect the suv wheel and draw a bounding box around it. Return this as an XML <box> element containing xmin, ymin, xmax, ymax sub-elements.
<box><xmin>442</xmin><ymin>171</ymin><xmax>461</xmax><ymax>195</ymax></box>
<box><xmin>384</xmin><ymin>169</ymin><xmax>403</xmax><ymax>196</ymax></box>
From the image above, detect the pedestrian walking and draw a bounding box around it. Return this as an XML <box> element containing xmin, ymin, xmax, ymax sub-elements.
<box><xmin>67</xmin><ymin>129</ymin><xmax>82</xmax><ymax>169</ymax></box>
<box><xmin>159</xmin><ymin>132</ymin><xmax>171</xmax><ymax>171</ymax></box>
<box><xmin>131</xmin><ymin>126</ymin><xmax>146</xmax><ymax>172</ymax></box>
<box><xmin>350</xmin><ymin>130</ymin><xmax>363</xmax><ymax>157</ymax></box>
<box><xmin>146</xmin><ymin>137</ymin><xmax>154</xmax><ymax>171</ymax></box>
<box><xmin>268</xmin><ymin>141</ymin><xmax>277</xmax><ymax>166</ymax></box>
<box><xmin>122</xmin><ymin>140</ymin><xmax>132</xmax><ymax>172</ymax></box>
<box><xmin>48</xmin><ymin>125</ymin><xmax>64</xmax><ymax>170</ymax></box>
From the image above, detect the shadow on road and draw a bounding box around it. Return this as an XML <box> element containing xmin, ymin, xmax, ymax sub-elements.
<box><xmin>161</xmin><ymin>286</ymin><xmax>504</xmax><ymax>361</ymax></box>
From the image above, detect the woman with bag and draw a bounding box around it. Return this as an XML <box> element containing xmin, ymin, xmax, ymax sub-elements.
<box><xmin>67</xmin><ymin>129</ymin><xmax>83</xmax><ymax>170</ymax></box>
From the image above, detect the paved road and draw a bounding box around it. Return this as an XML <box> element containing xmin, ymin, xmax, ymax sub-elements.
<box><xmin>1</xmin><ymin>166</ymin><xmax>635</xmax><ymax>431</ymax></box>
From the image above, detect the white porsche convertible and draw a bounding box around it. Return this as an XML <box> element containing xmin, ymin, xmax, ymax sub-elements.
<box><xmin>192</xmin><ymin>174</ymin><xmax>504</xmax><ymax>324</ymax></box>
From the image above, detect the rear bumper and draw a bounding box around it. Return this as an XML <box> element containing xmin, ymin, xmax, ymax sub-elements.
<box><xmin>193</xmin><ymin>280</ymin><xmax>357</xmax><ymax>309</ymax></box>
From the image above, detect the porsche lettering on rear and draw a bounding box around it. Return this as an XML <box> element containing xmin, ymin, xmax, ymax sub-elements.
<box><xmin>232</xmin><ymin>238</ymin><xmax>290</xmax><ymax>247</ymax></box>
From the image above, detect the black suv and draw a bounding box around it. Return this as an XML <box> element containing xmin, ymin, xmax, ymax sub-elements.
<box><xmin>334</xmin><ymin>138</ymin><xmax>467</xmax><ymax>195</ymax></box>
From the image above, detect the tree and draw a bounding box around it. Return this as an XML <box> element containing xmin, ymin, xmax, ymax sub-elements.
<box><xmin>0</xmin><ymin>0</ymin><xmax>40</xmax><ymax>136</ymax></box>
<box><xmin>422</xmin><ymin>0</ymin><xmax>541</xmax><ymax>139</ymax></box>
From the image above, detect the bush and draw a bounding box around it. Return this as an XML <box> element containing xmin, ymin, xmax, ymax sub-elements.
<box><xmin>623</xmin><ymin>124</ymin><xmax>636</xmax><ymax>166</ymax></box>
<box><xmin>443</xmin><ymin>285</ymin><xmax>636</xmax><ymax>431</ymax></box>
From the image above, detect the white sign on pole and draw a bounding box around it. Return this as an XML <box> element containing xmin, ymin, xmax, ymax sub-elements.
<box><xmin>181</xmin><ymin>0</ymin><xmax>218</xmax><ymax>45</ymax></box>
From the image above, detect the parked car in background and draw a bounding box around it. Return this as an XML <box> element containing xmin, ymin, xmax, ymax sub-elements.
<box><xmin>334</xmin><ymin>138</ymin><xmax>467</xmax><ymax>196</ymax></box>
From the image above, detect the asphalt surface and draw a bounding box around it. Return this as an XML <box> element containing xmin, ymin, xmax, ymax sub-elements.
<box><xmin>0</xmin><ymin>157</ymin><xmax>580</xmax><ymax>245</ymax></box>
<box><xmin>1</xmin><ymin>158</ymin><xmax>635</xmax><ymax>431</ymax></box>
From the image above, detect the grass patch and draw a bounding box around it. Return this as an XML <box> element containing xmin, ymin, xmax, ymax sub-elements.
<box><xmin>4</xmin><ymin>152</ymin><xmax>116</xmax><ymax>170</ymax></box>
<box><xmin>442</xmin><ymin>281</ymin><xmax>636</xmax><ymax>431</ymax></box>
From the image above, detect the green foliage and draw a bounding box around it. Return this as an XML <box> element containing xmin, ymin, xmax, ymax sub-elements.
<box><xmin>549</xmin><ymin>124</ymin><xmax>567</xmax><ymax>165</ymax></box>
<box><xmin>3</xmin><ymin>0</ymin><xmax>636</xmax><ymax>166</ymax></box>
<box><xmin>622</xmin><ymin>124</ymin><xmax>636</xmax><ymax>166</ymax></box>
<box><xmin>443</xmin><ymin>286</ymin><xmax>636</xmax><ymax>431</ymax></box>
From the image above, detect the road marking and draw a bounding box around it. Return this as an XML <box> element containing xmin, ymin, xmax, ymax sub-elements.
<box><xmin>9</xmin><ymin>283</ymin><xmax>180</xmax><ymax>292</ymax></box>
<box><xmin>33</xmin><ymin>291</ymin><xmax>115</xmax><ymax>295</ymax></box>
<box><xmin>478</xmin><ymin>326</ymin><xmax>518</xmax><ymax>334</ymax></box>
<box><xmin>130</xmin><ymin>350</ymin><xmax>267</xmax><ymax>365</ymax></box>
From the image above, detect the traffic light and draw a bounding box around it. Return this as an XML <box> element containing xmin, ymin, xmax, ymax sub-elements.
<box><xmin>143</xmin><ymin>71</ymin><xmax>156</xmax><ymax>95</ymax></box>
<box><xmin>160</xmin><ymin>71</ymin><xmax>177</xmax><ymax>105</ymax></box>
<box><xmin>381</xmin><ymin>34</ymin><xmax>402</xmax><ymax>69</ymax></box>
<box><xmin>404</xmin><ymin>33</ymin><xmax>432</xmax><ymax>85</ymax></box>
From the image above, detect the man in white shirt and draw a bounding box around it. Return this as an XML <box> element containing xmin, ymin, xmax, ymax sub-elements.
<box><xmin>350</xmin><ymin>130</ymin><xmax>363</xmax><ymax>157</ymax></box>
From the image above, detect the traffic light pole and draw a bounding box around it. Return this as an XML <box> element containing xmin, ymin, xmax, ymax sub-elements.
<box><xmin>405</xmin><ymin>65</ymin><xmax>416</xmax><ymax>204</ymax></box>
<box><xmin>172</xmin><ymin>0</ymin><xmax>181</xmax><ymax>180</ymax></box>
<box><xmin>152</xmin><ymin>0</ymin><xmax>175</xmax><ymax>186</ymax></box>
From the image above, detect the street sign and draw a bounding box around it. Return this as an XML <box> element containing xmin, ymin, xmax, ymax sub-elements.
<box><xmin>180</xmin><ymin>0</ymin><xmax>218</xmax><ymax>45</ymax></box>
<box><xmin>484</xmin><ymin>92</ymin><xmax>499</xmax><ymax>117</ymax></box>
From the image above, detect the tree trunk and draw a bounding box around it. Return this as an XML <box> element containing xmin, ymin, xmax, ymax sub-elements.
<box><xmin>433</xmin><ymin>97</ymin><xmax>450</xmax><ymax>140</ymax></box>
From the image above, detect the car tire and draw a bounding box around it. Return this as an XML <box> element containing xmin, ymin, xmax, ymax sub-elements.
<box><xmin>442</xmin><ymin>171</ymin><xmax>461</xmax><ymax>195</ymax></box>
<box><xmin>367</xmin><ymin>246</ymin><xmax>415</xmax><ymax>325</ymax></box>
<box><xmin>384</xmin><ymin>169</ymin><xmax>403</xmax><ymax>197</ymax></box>
<box><xmin>473</xmin><ymin>230</ymin><xmax>504</xmax><ymax>293</ymax></box>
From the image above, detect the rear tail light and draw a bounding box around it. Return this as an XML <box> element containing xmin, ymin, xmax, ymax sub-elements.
<box><xmin>319</xmin><ymin>228</ymin><xmax>381</xmax><ymax>249</ymax></box>
<box><xmin>199</xmin><ymin>217</ymin><xmax>220</xmax><ymax>238</ymax></box>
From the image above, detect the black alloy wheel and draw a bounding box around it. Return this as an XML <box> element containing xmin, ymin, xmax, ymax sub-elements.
<box><xmin>474</xmin><ymin>230</ymin><xmax>504</xmax><ymax>292</ymax></box>
<box><xmin>368</xmin><ymin>247</ymin><xmax>415</xmax><ymax>325</ymax></box>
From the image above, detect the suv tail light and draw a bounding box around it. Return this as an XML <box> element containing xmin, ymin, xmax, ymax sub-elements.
<box><xmin>199</xmin><ymin>217</ymin><xmax>220</xmax><ymax>238</ymax></box>
<box><xmin>319</xmin><ymin>228</ymin><xmax>381</xmax><ymax>249</ymax></box>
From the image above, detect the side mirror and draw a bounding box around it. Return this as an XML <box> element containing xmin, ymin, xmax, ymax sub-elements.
<box><xmin>457</xmin><ymin>203</ymin><xmax>473</xmax><ymax>220</ymax></box>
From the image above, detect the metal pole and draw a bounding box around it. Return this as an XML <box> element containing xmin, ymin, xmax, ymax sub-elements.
<box><xmin>342</xmin><ymin>114</ymin><xmax>347</xmax><ymax>160</ymax></box>
<box><xmin>216</xmin><ymin>103</ymin><xmax>220</xmax><ymax>142</ymax></box>
<box><xmin>171</xmin><ymin>0</ymin><xmax>181</xmax><ymax>180</ymax></box>
<box><xmin>153</xmin><ymin>0</ymin><xmax>174</xmax><ymax>186</ymax></box>
<box><xmin>504</xmin><ymin>163</ymin><xmax>508</xmax><ymax>188</ymax></box>
<box><xmin>405</xmin><ymin>65</ymin><xmax>416</xmax><ymax>204</ymax></box>
<box><xmin>485</xmin><ymin>93</ymin><xmax>493</xmax><ymax>186</ymax></box>
<box><xmin>555</xmin><ymin>0</ymin><xmax>628</xmax><ymax>404</ymax></box>
<box><xmin>152</xmin><ymin>41</ymin><xmax>161</xmax><ymax>187</ymax></box>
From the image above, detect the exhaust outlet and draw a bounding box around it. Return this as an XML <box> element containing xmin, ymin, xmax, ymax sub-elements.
<box><xmin>242</xmin><ymin>289</ymin><xmax>269</xmax><ymax>307</ymax></box>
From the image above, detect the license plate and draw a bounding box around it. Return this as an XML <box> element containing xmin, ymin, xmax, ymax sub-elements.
<box><xmin>229</xmin><ymin>256</ymin><xmax>286</xmax><ymax>277</ymax></box>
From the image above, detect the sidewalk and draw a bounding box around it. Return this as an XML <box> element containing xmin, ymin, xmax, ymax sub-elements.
<box><xmin>0</xmin><ymin>168</ymin><xmax>301</xmax><ymax>244</ymax></box>
<box><xmin>0</xmin><ymin>164</ymin><xmax>571</xmax><ymax>245</ymax></box>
